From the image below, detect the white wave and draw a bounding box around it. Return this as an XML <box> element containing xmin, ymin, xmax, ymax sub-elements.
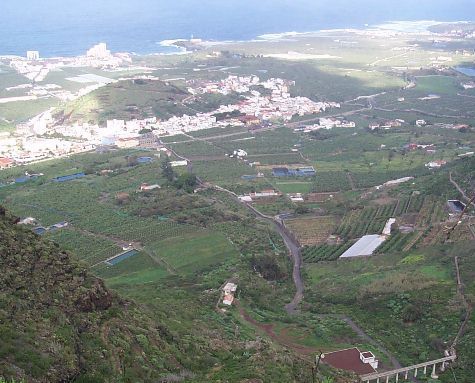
<box><xmin>372</xmin><ymin>20</ymin><xmax>470</xmax><ymax>32</ymax></box>
<box><xmin>257</xmin><ymin>31</ymin><xmax>316</xmax><ymax>40</ymax></box>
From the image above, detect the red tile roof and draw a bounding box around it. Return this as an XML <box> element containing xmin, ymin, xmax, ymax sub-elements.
<box><xmin>322</xmin><ymin>348</ymin><xmax>376</xmax><ymax>375</ymax></box>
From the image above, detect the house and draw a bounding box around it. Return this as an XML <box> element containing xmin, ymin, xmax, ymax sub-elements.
<box><xmin>288</xmin><ymin>193</ymin><xmax>304</xmax><ymax>202</ymax></box>
<box><xmin>116</xmin><ymin>137</ymin><xmax>140</xmax><ymax>148</ymax></box>
<box><xmin>170</xmin><ymin>160</ymin><xmax>188</xmax><ymax>167</ymax></box>
<box><xmin>425</xmin><ymin>160</ymin><xmax>447</xmax><ymax>169</ymax></box>
<box><xmin>0</xmin><ymin>157</ymin><xmax>14</xmax><ymax>169</ymax></box>
<box><xmin>249</xmin><ymin>189</ymin><xmax>280</xmax><ymax>198</ymax></box>
<box><xmin>382</xmin><ymin>218</ymin><xmax>396</xmax><ymax>236</ymax></box>
<box><xmin>18</xmin><ymin>217</ymin><xmax>36</xmax><ymax>225</ymax></box>
<box><xmin>322</xmin><ymin>348</ymin><xmax>378</xmax><ymax>375</ymax></box>
<box><xmin>222</xmin><ymin>282</ymin><xmax>238</xmax><ymax>306</ymax></box>
<box><xmin>140</xmin><ymin>183</ymin><xmax>161</xmax><ymax>191</ymax></box>
<box><xmin>138</xmin><ymin>133</ymin><xmax>159</xmax><ymax>148</ymax></box>
<box><xmin>233</xmin><ymin>149</ymin><xmax>248</xmax><ymax>158</ymax></box>
<box><xmin>238</xmin><ymin>115</ymin><xmax>261</xmax><ymax>125</ymax></box>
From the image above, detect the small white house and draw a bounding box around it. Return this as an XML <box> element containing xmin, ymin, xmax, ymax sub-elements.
<box><xmin>382</xmin><ymin>218</ymin><xmax>396</xmax><ymax>236</ymax></box>
<box><xmin>18</xmin><ymin>217</ymin><xmax>36</xmax><ymax>225</ymax></box>
<box><xmin>140</xmin><ymin>183</ymin><xmax>161</xmax><ymax>191</ymax></box>
<box><xmin>222</xmin><ymin>282</ymin><xmax>238</xmax><ymax>306</ymax></box>
<box><xmin>360</xmin><ymin>351</ymin><xmax>379</xmax><ymax>370</ymax></box>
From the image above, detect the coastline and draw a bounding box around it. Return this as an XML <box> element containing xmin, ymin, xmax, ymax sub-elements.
<box><xmin>2</xmin><ymin>19</ymin><xmax>472</xmax><ymax>60</ymax></box>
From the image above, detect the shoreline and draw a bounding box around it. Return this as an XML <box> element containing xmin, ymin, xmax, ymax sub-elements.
<box><xmin>1</xmin><ymin>19</ymin><xmax>472</xmax><ymax>60</ymax></box>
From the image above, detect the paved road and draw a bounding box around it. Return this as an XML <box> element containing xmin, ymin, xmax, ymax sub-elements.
<box><xmin>208</xmin><ymin>183</ymin><xmax>304</xmax><ymax>314</ymax></box>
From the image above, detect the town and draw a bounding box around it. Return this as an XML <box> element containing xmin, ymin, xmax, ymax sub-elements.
<box><xmin>0</xmin><ymin>68</ymin><xmax>342</xmax><ymax>167</ymax></box>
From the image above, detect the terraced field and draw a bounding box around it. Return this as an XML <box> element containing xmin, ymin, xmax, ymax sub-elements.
<box><xmin>285</xmin><ymin>216</ymin><xmax>338</xmax><ymax>246</ymax></box>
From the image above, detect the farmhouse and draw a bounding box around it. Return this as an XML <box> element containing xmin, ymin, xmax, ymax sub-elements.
<box><xmin>322</xmin><ymin>348</ymin><xmax>378</xmax><ymax>375</ymax></box>
<box><xmin>222</xmin><ymin>282</ymin><xmax>238</xmax><ymax>306</ymax></box>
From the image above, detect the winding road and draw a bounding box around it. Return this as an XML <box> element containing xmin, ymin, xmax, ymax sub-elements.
<box><xmin>208</xmin><ymin>184</ymin><xmax>304</xmax><ymax>314</ymax></box>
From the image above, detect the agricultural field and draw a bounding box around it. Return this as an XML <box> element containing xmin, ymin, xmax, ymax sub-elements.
<box><xmin>335</xmin><ymin>203</ymin><xmax>399</xmax><ymax>240</ymax></box>
<box><xmin>285</xmin><ymin>216</ymin><xmax>338</xmax><ymax>246</ymax></box>
<box><xmin>2</xmin><ymin>28</ymin><xmax>475</xmax><ymax>383</ymax></box>
<box><xmin>302</xmin><ymin>242</ymin><xmax>354</xmax><ymax>263</ymax></box>
<box><xmin>303</xmin><ymin>243</ymin><xmax>469</xmax><ymax>368</ymax></box>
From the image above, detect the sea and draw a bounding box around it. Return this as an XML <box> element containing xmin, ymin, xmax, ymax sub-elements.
<box><xmin>1</xmin><ymin>0</ymin><xmax>475</xmax><ymax>57</ymax></box>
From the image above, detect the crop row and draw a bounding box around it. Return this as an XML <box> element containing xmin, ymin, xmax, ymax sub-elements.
<box><xmin>302</xmin><ymin>241</ymin><xmax>354</xmax><ymax>263</ymax></box>
<box><xmin>375</xmin><ymin>231</ymin><xmax>415</xmax><ymax>254</ymax></box>
<box><xmin>335</xmin><ymin>203</ymin><xmax>397</xmax><ymax>239</ymax></box>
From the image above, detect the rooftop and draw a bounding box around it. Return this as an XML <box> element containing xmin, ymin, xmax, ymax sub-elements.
<box><xmin>340</xmin><ymin>234</ymin><xmax>386</xmax><ymax>258</ymax></box>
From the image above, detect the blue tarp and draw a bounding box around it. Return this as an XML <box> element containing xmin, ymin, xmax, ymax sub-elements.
<box><xmin>53</xmin><ymin>173</ymin><xmax>85</xmax><ymax>182</ymax></box>
<box><xmin>137</xmin><ymin>156</ymin><xmax>153</xmax><ymax>164</ymax></box>
<box><xmin>272</xmin><ymin>167</ymin><xmax>316</xmax><ymax>177</ymax></box>
<box><xmin>33</xmin><ymin>227</ymin><xmax>47</xmax><ymax>235</ymax></box>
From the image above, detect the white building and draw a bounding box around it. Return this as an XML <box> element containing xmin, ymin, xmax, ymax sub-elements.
<box><xmin>382</xmin><ymin>218</ymin><xmax>396</xmax><ymax>236</ymax></box>
<box><xmin>222</xmin><ymin>282</ymin><xmax>238</xmax><ymax>306</ymax></box>
<box><xmin>87</xmin><ymin>43</ymin><xmax>111</xmax><ymax>59</ymax></box>
<box><xmin>360</xmin><ymin>351</ymin><xmax>379</xmax><ymax>370</ymax></box>
<box><xmin>26</xmin><ymin>51</ymin><xmax>40</xmax><ymax>60</ymax></box>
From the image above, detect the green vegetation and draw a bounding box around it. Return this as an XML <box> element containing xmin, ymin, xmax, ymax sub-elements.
<box><xmin>1</xmin><ymin>29</ymin><xmax>475</xmax><ymax>382</ymax></box>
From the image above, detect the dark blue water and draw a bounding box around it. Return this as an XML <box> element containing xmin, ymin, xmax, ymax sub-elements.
<box><xmin>1</xmin><ymin>0</ymin><xmax>474</xmax><ymax>57</ymax></box>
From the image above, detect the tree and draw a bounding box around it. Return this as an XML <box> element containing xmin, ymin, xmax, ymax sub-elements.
<box><xmin>126</xmin><ymin>155</ymin><xmax>138</xmax><ymax>167</ymax></box>
<box><xmin>174</xmin><ymin>173</ymin><xmax>197</xmax><ymax>193</ymax></box>
<box><xmin>161</xmin><ymin>157</ymin><xmax>175</xmax><ymax>182</ymax></box>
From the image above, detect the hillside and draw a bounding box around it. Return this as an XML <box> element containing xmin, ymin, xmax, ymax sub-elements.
<box><xmin>0</xmin><ymin>206</ymin><xmax>207</xmax><ymax>382</ymax></box>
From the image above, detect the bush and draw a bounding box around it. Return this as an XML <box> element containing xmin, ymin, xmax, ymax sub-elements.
<box><xmin>401</xmin><ymin>304</ymin><xmax>423</xmax><ymax>323</ymax></box>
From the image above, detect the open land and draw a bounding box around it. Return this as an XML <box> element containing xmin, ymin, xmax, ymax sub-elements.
<box><xmin>1</xmin><ymin>23</ymin><xmax>475</xmax><ymax>383</ymax></box>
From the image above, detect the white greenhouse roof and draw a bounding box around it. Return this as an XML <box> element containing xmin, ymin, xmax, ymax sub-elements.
<box><xmin>340</xmin><ymin>235</ymin><xmax>387</xmax><ymax>258</ymax></box>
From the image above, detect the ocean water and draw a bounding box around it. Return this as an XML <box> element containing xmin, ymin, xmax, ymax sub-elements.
<box><xmin>1</xmin><ymin>0</ymin><xmax>474</xmax><ymax>57</ymax></box>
